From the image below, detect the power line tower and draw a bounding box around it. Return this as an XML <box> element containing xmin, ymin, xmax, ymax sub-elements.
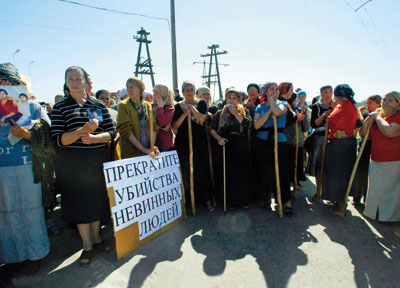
<box><xmin>134</xmin><ymin>27</ymin><xmax>155</xmax><ymax>87</ymax></box>
<box><xmin>200</xmin><ymin>44</ymin><xmax>228</xmax><ymax>101</ymax></box>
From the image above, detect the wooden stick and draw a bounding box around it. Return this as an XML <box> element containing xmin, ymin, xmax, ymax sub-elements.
<box><xmin>294</xmin><ymin>120</ymin><xmax>299</xmax><ymax>199</ymax></box>
<box><xmin>223</xmin><ymin>144</ymin><xmax>227</xmax><ymax>214</ymax></box>
<box><xmin>344</xmin><ymin>127</ymin><xmax>371</xmax><ymax>204</ymax></box>
<box><xmin>205</xmin><ymin>120</ymin><xmax>215</xmax><ymax>192</ymax></box>
<box><xmin>273</xmin><ymin>115</ymin><xmax>283</xmax><ymax>218</ymax></box>
<box><xmin>149</xmin><ymin>108</ymin><xmax>154</xmax><ymax>149</ymax></box>
<box><xmin>188</xmin><ymin>117</ymin><xmax>196</xmax><ymax>216</ymax></box>
<box><xmin>316</xmin><ymin>121</ymin><xmax>328</xmax><ymax>201</ymax></box>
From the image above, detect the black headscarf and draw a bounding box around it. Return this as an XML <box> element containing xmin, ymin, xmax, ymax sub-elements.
<box><xmin>334</xmin><ymin>84</ymin><xmax>356</xmax><ymax>104</ymax></box>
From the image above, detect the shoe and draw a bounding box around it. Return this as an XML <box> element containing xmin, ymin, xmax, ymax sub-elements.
<box><xmin>284</xmin><ymin>206</ymin><xmax>294</xmax><ymax>217</ymax></box>
<box><xmin>79</xmin><ymin>250</ymin><xmax>92</xmax><ymax>267</ymax></box>
<box><xmin>93</xmin><ymin>241</ymin><xmax>111</xmax><ymax>252</ymax></box>
<box><xmin>206</xmin><ymin>201</ymin><xmax>215</xmax><ymax>212</ymax></box>
<box><xmin>329</xmin><ymin>204</ymin><xmax>346</xmax><ymax>217</ymax></box>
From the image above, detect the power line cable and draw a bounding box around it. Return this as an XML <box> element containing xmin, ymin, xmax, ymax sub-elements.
<box><xmin>58</xmin><ymin>0</ymin><xmax>170</xmax><ymax>30</ymax></box>
<box><xmin>0</xmin><ymin>19</ymin><xmax>128</xmax><ymax>36</ymax></box>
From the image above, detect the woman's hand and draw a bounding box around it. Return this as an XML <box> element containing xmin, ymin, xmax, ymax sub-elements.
<box><xmin>80</xmin><ymin>133</ymin><xmax>98</xmax><ymax>145</ymax></box>
<box><xmin>154</xmin><ymin>94</ymin><xmax>165</xmax><ymax>107</ymax></box>
<box><xmin>323</xmin><ymin>109</ymin><xmax>332</xmax><ymax>117</ymax></box>
<box><xmin>218</xmin><ymin>138</ymin><xmax>228</xmax><ymax>146</ymax></box>
<box><xmin>226</xmin><ymin>104</ymin><xmax>238</xmax><ymax>116</ymax></box>
<box><xmin>160</xmin><ymin>123</ymin><xmax>171</xmax><ymax>132</ymax></box>
<box><xmin>80</xmin><ymin>119</ymin><xmax>99</xmax><ymax>134</ymax></box>
<box><xmin>296</xmin><ymin>111</ymin><xmax>305</xmax><ymax>121</ymax></box>
<box><xmin>369</xmin><ymin>112</ymin><xmax>379</xmax><ymax>120</ymax></box>
<box><xmin>0</xmin><ymin>80</ymin><xmax>12</xmax><ymax>86</ymax></box>
<box><xmin>144</xmin><ymin>146</ymin><xmax>160</xmax><ymax>159</ymax></box>
<box><xmin>180</xmin><ymin>104</ymin><xmax>192</xmax><ymax>117</ymax></box>
<box><xmin>9</xmin><ymin>120</ymin><xmax>31</xmax><ymax>139</ymax></box>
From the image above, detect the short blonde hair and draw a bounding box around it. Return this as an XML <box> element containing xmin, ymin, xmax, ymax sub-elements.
<box><xmin>126</xmin><ymin>77</ymin><xmax>145</xmax><ymax>101</ymax></box>
<box><xmin>154</xmin><ymin>84</ymin><xmax>174</xmax><ymax>105</ymax></box>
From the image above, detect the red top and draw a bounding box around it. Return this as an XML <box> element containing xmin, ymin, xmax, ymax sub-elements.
<box><xmin>370</xmin><ymin>111</ymin><xmax>400</xmax><ymax>162</ymax></box>
<box><xmin>0</xmin><ymin>99</ymin><xmax>18</xmax><ymax>115</ymax></box>
<box><xmin>327</xmin><ymin>100</ymin><xmax>357</xmax><ymax>139</ymax></box>
<box><xmin>153</xmin><ymin>103</ymin><xmax>175</xmax><ymax>152</ymax></box>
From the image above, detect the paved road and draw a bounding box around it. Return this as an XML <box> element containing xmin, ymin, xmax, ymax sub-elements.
<box><xmin>2</xmin><ymin>177</ymin><xmax>399</xmax><ymax>288</ymax></box>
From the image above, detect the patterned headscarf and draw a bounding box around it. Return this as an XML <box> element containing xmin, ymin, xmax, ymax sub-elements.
<box><xmin>278</xmin><ymin>82</ymin><xmax>293</xmax><ymax>96</ymax></box>
<box><xmin>334</xmin><ymin>84</ymin><xmax>356</xmax><ymax>104</ymax></box>
<box><xmin>182</xmin><ymin>80</ymin><xmax>195</xmax><ymax>93</ymax></box>
<box><xmin>260</xmin><ymin>82</ymin><xmax>277</xmax><ymax>104</ymax></box>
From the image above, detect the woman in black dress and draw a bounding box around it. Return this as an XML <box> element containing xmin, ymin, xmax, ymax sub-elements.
<box><xmin>305</xmin><ymin>85</ymin><xmax>333</xmax><ymax>195</ymax></box>
<box><xmin>210</xmin><ymin>89</ymin><xmax>251</xmax><ymax>209</ymax></box>
<box><xmin>171</xmin><ymin>81</ymin><xmax>214</xmax><ymax>211</ymax></box>
<box><xmin>51</xmin><ymin>66</ymin><xmax>116</xmax><ymax>266</ymax></box>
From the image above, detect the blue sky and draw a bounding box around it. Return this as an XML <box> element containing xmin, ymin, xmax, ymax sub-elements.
<box><xmin>1</xmin><ymin>0</ymin><xmax>399</xmax><ymax>103</ymax></box>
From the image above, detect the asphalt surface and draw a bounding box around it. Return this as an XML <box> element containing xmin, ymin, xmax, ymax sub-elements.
<box><xmin>1</xmin><ymin>176</ymin><xmax>399</xmax><ymax>288</ymax></box>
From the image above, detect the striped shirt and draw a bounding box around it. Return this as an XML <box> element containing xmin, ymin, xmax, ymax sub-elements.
<box><xmin>50</xmin><ymin>95</ymin><xmax>116</xmax><ymax>149</ymax></box>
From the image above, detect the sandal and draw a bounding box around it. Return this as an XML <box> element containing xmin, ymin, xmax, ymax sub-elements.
<box><xmin>284</xmin><ymin>207</ymin><xmax>294</xmax><ymax>217</ymax></box>
<box><xmin>79</xmin><ymin>250</ymin><xmax>92</xmax><ymax>267</ymax></box>
<box><xmin>93</xmin><ymin>241</ymin><xmax>111</xmax><ymax>252</ymax></box>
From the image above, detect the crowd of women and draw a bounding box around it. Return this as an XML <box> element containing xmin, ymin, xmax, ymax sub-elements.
<box><xmin>1</xmin><ymin>63</ymin><xmax>399</xmax><ymax>270</ymax></box>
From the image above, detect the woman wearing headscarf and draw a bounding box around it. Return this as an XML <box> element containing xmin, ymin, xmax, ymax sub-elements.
<box><xmin>117</xmin><ymin>77</ymin><xmax>159</xmax><ymax>159</ymax></box>
<box><xmin>278</xmin><ymin>82</ymin><xmax>305</xmax><ymax>190</ymax></box>
<box><xmin>351</xmin><ymin>95</ymin><xmax>382</xmax><ymax>206</ymax></box>
<box><xmin>152</xmin><ymin>84</ymin><xmax>174</xmax><ymax>152</ymax></box>
<box><xmin>254</xmin><ymin>82</ymin><xmax>293</xmax><ymax>216</ymax></box>
<box><xmin>360</xmin><ymin>91</ymin><xmax>400</xmax><ymax>228</ymax></box>
<box><xmin>172</xmin><ymin>81</ymin><xmax>214</xmax><ymax>211</ymax></box>
<box><xmin>210</xmin><ymin>89</ymin><xmax>251</xmax><ymax>209</ymax></box>
<box><xmin>0</xmin><ymin>65</ymin><xmax>50</xmax><ymax>271</ymax></box>
<box><xmin>305</xmin><ymin>86</ymin><xmax>333</xmax><ymax>196</ymax></box>
<box><xmin>51</xmin><ymin>66</ymin><xmax>117</xmax><ymax>266</ymax></box>
<box><xmin>322</xmin><ymin>84</ymin><xmax>357</xmax><ymax>216</ymax></box>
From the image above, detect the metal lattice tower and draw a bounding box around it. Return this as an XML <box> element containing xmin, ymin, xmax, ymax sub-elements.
<box><xmin>134</xmin><ymin>28</ymin><xmax>155</xmax><ymax>87</ymax></box>
<box><xmin>200</xmin><ymin>44</ymin><xmax>228</xmax><ymax>101</ymax></box>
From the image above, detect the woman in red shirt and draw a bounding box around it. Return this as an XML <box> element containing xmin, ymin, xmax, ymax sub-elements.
<box><xmin>322</xmin><ymin>84</ymin><xmax>357</xmax><ymax>216</ymax></box>
<box><xmin>360</xmin><ymin>91</ymin><xmax>400</xmax><ymax>234</ymax></box>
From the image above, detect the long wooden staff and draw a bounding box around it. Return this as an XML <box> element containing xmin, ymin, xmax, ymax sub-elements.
<box><xmin>294</xmin><ymin>120</ymin><xmax>299</xmax><ymax>199</ymax></box>
<box><xmin>149</xmin><ymin>108</ymin><xmax>154</xmax><ymax>150</ymax></box>
<box><xmin>316</xmin><ymin>121</ymin><xmax>329</xmax><ymax>201</ymax></box>
<box><xmin>205</xmin><ymin>120</ymin><xmax>216</xmax><ymax>192</ymax></box>
<box><xmin>344</xmin><ymin>126</ymin><xmax>371</xmax><ymax>204</ymax></box>
<box><xmin>273</xmin><ymin>116</ymin><xmax>283</xmax><ymax>218</ymax></box>
<box><xmin>188</xmin><ymin>116</ymin><xmax>196</xmax><ymax>216</ymax></box>
<box><xmin>223</xmin><ymin>144</ymin><xmax>227</xmax><ymax>214</ymax></box>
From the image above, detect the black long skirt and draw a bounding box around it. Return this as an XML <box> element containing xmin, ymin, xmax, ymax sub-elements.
<box><xmin>322</xmin><ymin>137</ymin><xmax>357</xmax><ymax>202</ymax></box>
<box><xmin>213</xmin><ymin>134</ymin><xmax>250</xmax><ymax>207</ymax></box>
<box><xmin>59</xmin><ymin>146</ymin><xmax>110</xmax><ymax>224</ymax></box>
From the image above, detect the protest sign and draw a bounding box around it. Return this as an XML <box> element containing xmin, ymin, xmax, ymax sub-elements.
<box><xmin>0</xmin><ymin>86</ymin><xmax>39</xmax><ymax>167</ymax></box>
<box><xmin>103</xmin><ymin>150</ymin><xmax>186</xmax><ymax>259</ymax></box>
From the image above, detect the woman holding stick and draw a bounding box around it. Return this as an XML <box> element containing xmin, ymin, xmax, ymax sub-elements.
<box><xmin>210</xmin><ymin>88</ymin><xmax>252</xmax><ymax>209</ymax></box>
<box><xmin>50</xmin><ymin>66</ymin><xmax>116</xmax><ymax>266</ymax></box>
<box><xmin>305</xmin><ymin>85</ymin><xmax>333</xmax><ymax>198</ymax></box>
<box><xmin>322</xmin><ymin>84</ymin><xmax>357</xmax><ymax>216</ymax></box>
<box><xmin>361</xmin><ymin>91</ymin><xmax>400</xmax><ymax>229</ymax></box>
<box><xmin>172</xmin><ymin>81</ymin><xmax>214</xmax><ymax>212</ymax></box>
<box><xmin>117</xmin><ymin>77</ymin><xmax>159</xmax><ymax>159</ymax></box>
<box><xmin>254</xmin><ymin>82</ymin><xmax>293</xmax><ymax>216</ymax></box>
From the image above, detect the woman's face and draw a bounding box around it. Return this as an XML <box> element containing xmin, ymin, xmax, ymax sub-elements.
<box><xmin>98</xmin><ymin>92</ymin><xmax>110</xmax><ymax>107</ymax></box>
<box><xmin>153</xmin><ymin>89</ymin><xmax>161</xmax><ymax>99</ymax></box>
<box><xmin>321</xmin><ymin>88</ymin><xmax>333</xmax><ymax>103</ymax></box>
<box><xmin>226</xmin><ymin>93</ymin><xmax>239</xmax><ymax>106</ymax></box>
<box><xmin>383</xmin><ymin>96</ymin><xmax>399</xmax><ymax>109</ymax></box>
<box><xmin>127</xmin><ymin>83</ymin><xmax>141</xmax><ymax>98</ymax></box>
<box><xmin>247</xmin><ymin>87</ymin><xmax>258</xmax><ymax>99</ymax></box>
<box><xmin>298</xmin><ymin>95</ymin><xmax>306</xmax><ymax>104</ymax></box>
<box><xmin>0</xmin><ymin>91</ymin><xmax>7</xmax><ymax>100</ymax></box>
<box><xmin>366</xmin><ymin>99</ymin><xmax>380</xmax><ymax>112</ymax></box>
<box><xmin>267</xmin><ymin>84</ymin><xmax>279</xmax><ymax>99</ymax></box>
<box><xmin>66</xmin><ymin>70</ymin><xmax>85</xmax><ymax>94</ymax></box>
<box><xmin>20</xmin><ymin>95</ymin><xmax>28</xmax><ymax>103</ymax></box>
<box><xmin>183</xmin><ymin>85</ymin><xmax>195</xmax><ymax>99</ymax></box>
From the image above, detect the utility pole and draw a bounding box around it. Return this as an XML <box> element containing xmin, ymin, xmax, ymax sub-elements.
<box><xmin>134</xmin><ymin>27</ymin><xmax>155</xmax><ymax>87</ymax></box>
<box><xmin>200</xmin><ymin>44</ymin><xmax>228</xmax><ymax>101</ymax></box>
<box><xmin>193</xmin><ymin>61</ymin><xmax>229</xmax><ymax>86</ymax></box>
<box><xmin>170</xmin><ymin>0</ymin><xmax>178</xmax><ymax>90</ymax></box>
